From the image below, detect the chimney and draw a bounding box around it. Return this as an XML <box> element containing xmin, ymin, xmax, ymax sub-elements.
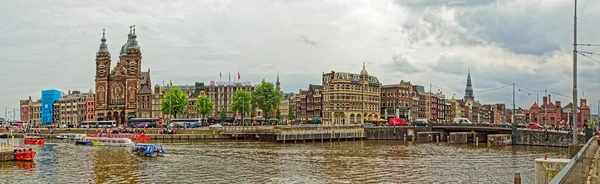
<box><xmin>556</xmin><ymin>101</ymin><xmax>561</xmax><ymax>108</ymax></box>
<box><xmin>548</xmin><ymin>94</ymin><xmax>551</xmax><ymax>102</ymax></box>
<box><xmin>543</xmin><ymin>96</ymin><xmax>548</xmax><ymax>106</ymax></box>
<box><xmin>68</xmin><ymin>90</ymin><xmax>71</xmax><ymax>95</ymax></box>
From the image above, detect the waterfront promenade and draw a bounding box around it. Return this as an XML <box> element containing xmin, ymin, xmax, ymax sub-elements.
<box><xmin>0</xmin><ymin>124</ymin><xmax>584</xmax><ymax>147</ymax></box>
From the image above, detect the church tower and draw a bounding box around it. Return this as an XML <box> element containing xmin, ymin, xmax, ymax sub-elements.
<box><xmin>464</xmin><ymin>67</ymin><xmax>474</xmax><ymax>101</ymax></box>
<box><xmin>95</xmin><ymin>29</ymin><xmax>110</xmax><ymax>109</ymax></box>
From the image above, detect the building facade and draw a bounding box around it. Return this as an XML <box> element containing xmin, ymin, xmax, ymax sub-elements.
<box><xmin>19</xmin><ymin>96</ymin><xmax>42</xmax><ymax>126</ymax></box>
<box><xmin>94</xmin><ymin>26</ymin><xmax>149</xmax><ymax>126</ymax></box>
<box><xmin>85</xmin><ymin>89</ymin><xmax>95</xmax><ymax>121</ymax></box>
<box><xmin>53</xmin><ymin>90</ymin><xmax>90</xmax><ymax>127</ymax></box>
<box><xmin>151</xmin><ymin>85</ymin><xmax>164</xmax><ymax>119</ymax></box>
<box><xmin>296</xmin><ymin>90</ymin><xmax>308</xmax><ymax>121</ymax></box>
<box><xmin>321</xmin><ymin>63</ymin><xmax>381</xmax><ymax>125</ymax></box>
<box><xmin>205</xmin><ymin>81</ymin><xmax>253</xmax><ymax>118</ymax></box>
<box><xmin>41</xmin><ymin>89</ymin><xmax>61</xmax><ymax>124</ymax></box>
<box><xmin>380</xmin><ymin>80</ymin><xmax>413</xmax><ymax>121</ymax></box>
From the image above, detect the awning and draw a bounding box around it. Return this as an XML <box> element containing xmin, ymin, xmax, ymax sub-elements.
<box><xmin>311</xmin><ymin>117</ymin><xmax>321</xmax><ymax>123</ymax></box>
<box><xmin>257</xmin><ymin>117</ymin><xmax>266</xmax><ymax>121</ymax></box>
<box><xmin>268</xmin><ymin>118</ymin><xmax>278</xmax><ymax>121</ymax></box>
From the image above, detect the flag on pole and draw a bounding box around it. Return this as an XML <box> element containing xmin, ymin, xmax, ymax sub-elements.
<box><xmin>238</xmin><ymin>72</ymin><xmax>241</xmax><ymax>80</ymax></box>
<box><xmin>220</xmin><ymin>72</ymin><xmax>222</xmax><ymax>81</ymax></box>
<box><xmin>229</xmin><ymin>71</ymin><xmax>231</xmax><ymax>82</ymax></box>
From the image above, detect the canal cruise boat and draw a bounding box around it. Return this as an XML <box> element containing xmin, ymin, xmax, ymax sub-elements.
<box><xmin>55</xmin><ymin>133</ymin><xmax>87</xmax><ymax>140</ymax></box>
<box><xmin>88</xmin><ymin>133</ymin><xmax>151</xmax><ymax>141</ymax></box>
<box><xmin>75</xmin><ymin>137</ymin><xmax>135</xmax><ymax>147</ymax></box>
<box><xmin>23</xmin><ymin>136</ymin><xmax>45</xmax><ymax>145</ymax></box>
<box><xmin>132</xmin><ymin>143</ymin><xmax>166</xmax><ymax>158</ymax></box>
<box><xmin>13</xmin><ymin>146</ymin><xmax>36</xmax><ymax>161</ymax></box>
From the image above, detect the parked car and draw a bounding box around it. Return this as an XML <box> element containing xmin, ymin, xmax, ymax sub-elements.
<box><xmin>363</xmin><ymin>123</ymin><xmax>376</xmax><ymax>127</ymax></box>
<box><xmin>527</xmin><ymin>122</ymin><xmax>544</xmax><ymax>130</ymax></box>
<box><xmin>411</xmin><ymin>120</ymin><xmax>429</xmax><ymax>127</ymax></box>
<box><xmin>389</xmin><ymin>118</ymin><xmax>408</xmax><ymax>126</ymax></box>
<box><xmin>498</xmin><ymin>122</ymin><xmax>508</xmax><ymax>128</ymax></box>
<box><xmin>479</xmin><ymin>122</ymin><xmax>493</xmax><ymax>127</ymax></box>
<box><xmin>209</xmin><ymin>124</ymin><xmax>223</xmax><ymax>128</ymax></box>
<box><xmin>453</xmin><ymin>118</ymin><xmax>473</xmax><ymax>125</ymax></box>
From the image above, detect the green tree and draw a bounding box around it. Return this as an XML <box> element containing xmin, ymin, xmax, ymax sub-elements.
<box><xmin>230</xmin><ymin>90</ymin><xmax>252</xmax><ymax>124</ymax></box>
<box><xmin>219</xmin><ymin>109</ymin><xmax>227</xmax><ymax>122</ymax></box>
<box><xmin>288</xmin><ymin>106</ymin><xmax>295</xmax><ymax>121</ymax></box>
<box><xmin>161</xmin><ymin>87</ymin><xmax>188</xmax><ymax>119</ymax></box>
<box><xmin>251</xmin><ymin>80</ymin><xmax>281</xmax><ymax>118</ymax></box>
<box><xmin>276</xmin><ymin>109</ymin><xmax>282</xmax><ymax>120</ymax></box>
<box><xmin>196</xmin><ymin>93</ymin><xmax>214</xmax><ymax>122</ymax></box>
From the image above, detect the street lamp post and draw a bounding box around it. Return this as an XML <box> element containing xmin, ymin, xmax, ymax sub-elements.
<box><xmin>512</xmin><ymin>83</ymin><xmax>516</xmax><ymax>144</ymax></box>
<box><xmin>572</xmin><ymin>0</ymin><xmax>579</xmax><ymax>144</ymax></box>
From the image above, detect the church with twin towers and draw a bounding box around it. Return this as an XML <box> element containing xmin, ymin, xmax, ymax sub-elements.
<box><xmin>93</xmin><ymin>25</ymin><xmax>153</xmax><ymax>125</ymax></box>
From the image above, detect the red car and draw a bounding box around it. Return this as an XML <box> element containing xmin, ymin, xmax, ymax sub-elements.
<box><xmin>527</xmin><ymin>122</ymin><xmax>544</xmax><ymax>130</ymax></box>
<box><xmin>389</xmin><ymin>118</ymin><xmax>408</xmax><ymax>126</ymax></box>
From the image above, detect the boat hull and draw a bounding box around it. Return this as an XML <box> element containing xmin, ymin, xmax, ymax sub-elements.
<box><xmin>76</xmin><ymin>141</ymin><xmax>133</xmax><ymax>147</ymax></box>
<box><xmin>14</xmin><ymin>151</ymin><xmax>36</xmax><ymax>161</ymax></box>
<box><xmin>24</xmin><ymin>139</ymin><xmax>45</xmax><ymax>145</ymax></box>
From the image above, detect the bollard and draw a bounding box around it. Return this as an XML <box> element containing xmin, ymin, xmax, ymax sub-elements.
<box><xmin>476</xmin><ymin>137</ymin><xmax>479</xmax><ymax>146</ymax></box>
<box><xmin>436</xmin><ymin>135</ymin><xmax>439</xmax><ymax>144</ymax></box>
<box><xmin>404</xmin><ymin>134</ymin><xmax>406</xmax><ymax>142</ymax></box>
<box><xmin>412</xmin><ymin>134</ymin><xmax>415</xmax><ymax>142</ymax></box>
<box><xmin>514</xmin><ymin>173</ymin><xmax>521</xmax><ymax>184</ymax></box>
<box><xmin>447</xmin><ymin>136</ymin><xmax>450</xmax><ymax>144</ymax></box>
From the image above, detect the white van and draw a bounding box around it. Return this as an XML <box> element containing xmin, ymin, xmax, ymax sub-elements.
<box><xmin>453</xmin><ymin>118</ymin><xmax>472</xmax><ymax>125</ymax></box>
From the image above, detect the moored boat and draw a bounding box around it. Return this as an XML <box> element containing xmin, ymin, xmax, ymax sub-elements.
<box><xmin>23</xmin><ymin>136</ymin><xmax>45</xmax><ymax>145</ymax></box>
<box><xmin>75</xmin><ymin>137</ymin><xmax>134</xmax><ymax>147</ymax></box>
<box><xmin>132</xmin><ymin>143</ymin><xmax>165</xmax><ymax>157</ymax></box>
<box><xmin>88</xmin><ymin>133</ymin><xmax>151</xmax><ymax>141</ymax></box>
<box><xmin>13</xmin><ymin>146</ymin><xmax>36</xmax><ymax>161</ymax></box>
<box><xmin>55</xmin><ymin>133</ymin><xmax>87</xmax><ymax>140</ymax></box>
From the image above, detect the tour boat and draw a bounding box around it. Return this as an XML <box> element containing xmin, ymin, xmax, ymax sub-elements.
<box><xmin>132</xmin><ymin>143</ymin><xmax>166</xmax><ymax>158</ymax></box>
<box><xmin>55</xmin><ymin>133</ymin><xmax>87</xmax><ymax>140</ymax></box>
<box><xmin>75</xmin><ymin>137</ymin><xmax>135</xmax><ymax>147</ymax></box>
<box><xmin>13</xmin><ymin>146</ymin><xmax>36</xmax><ymax>161</ymax></box>
<box><xmin>23</xmin><ymin>136</ymin><xmax>45</xmax><ymax>145</ymax></box>
<box><xmin>88</xmin><ymin>133</ymin><xmax>151</xmax><ymax>141</ymax></box>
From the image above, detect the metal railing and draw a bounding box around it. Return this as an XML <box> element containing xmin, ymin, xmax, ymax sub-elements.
<box><xmin>549</xmin><ymin>136</ymin><xmax>598</xmax><ymax>184</ymax></box>
<box><xmin>0</xmin><ymin>142</ymin><xmax>13</xmax><ymax>152</ymax></box>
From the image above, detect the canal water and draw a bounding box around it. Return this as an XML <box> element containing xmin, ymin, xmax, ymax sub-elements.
<box><xmin>0</xmin><ymin>139</ymin><xmax>567</xmax><ymax>184</ymax></box>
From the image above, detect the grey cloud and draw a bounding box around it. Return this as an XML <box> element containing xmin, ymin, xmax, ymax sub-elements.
<box><xmin>432</xmin><ymin>54</ymin><xmax>469</xmax><ymax>75</ymax></box>
<box><xmin>397</xmin><ymin>1</ymin><xmax>600</xmax><ymax>56</ymax></box>
<box><xmin>393</xmin><ymin>0</ymin><xmax>496</xmax><ymax>8</ymax></box>
<box><xmin>383</xmin><ymin>53</ymin><xmax>421</xmax><ymax>73</ymax></box>
<box><xmin>300</xmin><ymin>35</ymin><xmax>317</xmax><ymax>46</ymax></box>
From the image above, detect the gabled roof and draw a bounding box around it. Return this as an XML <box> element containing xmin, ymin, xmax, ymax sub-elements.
<box><xmin>138</xmin><ymin>86</ymin><xmax>152</xmax><ymax>94</ymax></box>
<box><xmin>140</xmin><ymin>72</ymin><xmax>149</xmax><ymax>85</ymax></box>
<box><xmin>563</xmin><ymin>103</ymin><xmax>574</xmax><ymax>109</ymax></box>
<box><xmin>582</xmin><ymin>103</ymin><xmax>590</xmax><ymax>110</ymax></box>
<box><xmin>530</xmin><ymin>102</ymin><xmax>539</xmax><ymax>109</ymax></box>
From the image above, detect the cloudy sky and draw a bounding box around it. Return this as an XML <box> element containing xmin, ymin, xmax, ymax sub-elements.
<box><xmin>2</xmin><ymin>0</ymin><xmax>600</xmax><ymax>118</ymax></box>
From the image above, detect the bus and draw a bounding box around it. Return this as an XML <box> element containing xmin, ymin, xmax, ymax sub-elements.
<box><xmin>127</xmin><ymin>118</ymin><xmax>162</xmax><ymax>128</ymax></box>
<box><xmin>170</xmin><ymin>118</ymin><xmax>203</xmax><ymax>128</ymax></box>
<box><xmin>79</xmin><ymin>121</ymin><xmax>117</xmax><ymax>128</ymax></box>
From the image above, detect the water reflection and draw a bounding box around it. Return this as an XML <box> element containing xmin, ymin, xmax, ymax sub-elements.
<box><xmin>0</xmin><ymin>140</ymin><xmax>567</xmax><ymax>183</ymax></box>
<box><xmin>92</xmin><ymin>147</ymin><xmax>145</xmax><ymax>183</ymax></box>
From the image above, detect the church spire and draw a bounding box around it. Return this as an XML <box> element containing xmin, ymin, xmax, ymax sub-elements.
<box><xmin>97</xmin><ymin>29</ymin><xmax>109</xmax><ymax>55</ymax></box>
<box><xmin>276</xmin><ymin>72</ymin><xmax>281</xmax><ymax>92</ymax></box>
<box><xmin>464</xmin><ymin>67</ymin><xmax>474</xmax><ymax>101</ymax></box>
